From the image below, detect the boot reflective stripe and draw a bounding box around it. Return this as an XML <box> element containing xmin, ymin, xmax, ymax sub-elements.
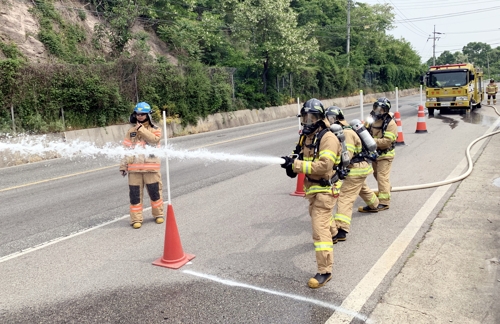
<box><xmin>334</xmin><ymin>213</ymin><xmax>351</xmax><ymax>224</ymax></box>
<box><xmin>130</xmin><ymin>204</ymin><xmax>143</xmax><ymax>212</ymax></box>
<box><xmin>378</xmin><ymin>192</ymin><xmax>391</xmax><ymax>200</ymax></box>
<box><xmin>128</xmin><ymin>163</ymin><xmax>161</xmax><ymax>171</ymax></box>
<box><xmin>151</xmin><ymin>199</ymin><xmax>164</xmax><ymax>208</ymax></box>
<box><xmin>365</xmin><ymin>193</ymin><xmax>378</xmax><ymax>205</ymax></box>
<box><xmin>314</xmin><ymin>241</ymin><xmax>334</xmax><ymax>251</ymax></box>
<box><xmin>305</xmin><ymin>185</ymin><xmax>332</xmax><ymax>195</ymax></box>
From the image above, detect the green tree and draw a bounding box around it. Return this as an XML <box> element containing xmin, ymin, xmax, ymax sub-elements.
<box><xmin>462</xmin><ymin>42</ymin><xmax>491</xmax><ymax>69</ymax></box>
<box><xmin>231</xmin><ymin>0</ymin><xmax>318</xmax><ymax>94</ymax></box>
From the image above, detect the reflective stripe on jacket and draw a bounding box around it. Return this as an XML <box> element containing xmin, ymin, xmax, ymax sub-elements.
<box><xmin>343</xmin><ymin>127</ymin><xmax>373</xmax><ymax>177</ymax></box>
<box><xmin>369</xmin><ymin>117</ymin><xmax>397</xmax><ymax>160</ymax></box>
<box><xmin>486</xmin><ymin>84</ymin><xmax>498</xmax><ymax>94</ymax></box>
<box><xmin>293</xmin><ymin>125</ymin><xmax>342</xmax><ymax>196</ymax></box>
<box><xmin>119</xmin><ymin>121</ymin><xmax>162</xmax><ymax>173</ymax></box>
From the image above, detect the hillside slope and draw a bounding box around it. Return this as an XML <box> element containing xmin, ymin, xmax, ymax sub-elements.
<box><xmin>0</xmin><ymin>0</ymin><xmax>176</xmax><ymax>64</ymax></box>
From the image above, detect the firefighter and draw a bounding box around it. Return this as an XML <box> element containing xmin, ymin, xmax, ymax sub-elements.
<box><xmin>281</xmin><ymin>98</ymin><xmax>342</xmax><ymax>289</ymax></box>
<box><xmin>119</xmin><ymin>102</ymin><xmax>164</xmax><ymax>229</ymax></box>
<box><xmin>358</xmin><ymin>97</ymin><xmax>397</xmax><ymax>213</ymax></box>
<box><xmin>486</xmin><ymin>79</ymin><xmax>498</xmax><ymax>105</ymax></box>
<box><xmin>325</xmin><ymin>107</ymin><xmax>377</xmax><ymax>243</ymax></box>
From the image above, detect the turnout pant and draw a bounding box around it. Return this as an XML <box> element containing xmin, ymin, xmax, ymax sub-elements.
<box><xmin>487</xmin><ymin>94</ymin><xmax>496</xmax><ymax>104</ymax></box>
<box><xmin>308</xmin><ymin>192</ymin><xmax>337</xmax><ymax>274</ymax></box>
<box><xmin>128</xmin><ymin>171</ymin><xmax>164</xmax><ymax>224</ymax></box>
<box><xmin>335</xmin><ymin>173</ymin><xmax>376</xmax><ymax>233</ymax></box>
<box><xmin>369</xmin><ymin>158</ymin><xmax>393</xmax><ymax>206</ymax></box>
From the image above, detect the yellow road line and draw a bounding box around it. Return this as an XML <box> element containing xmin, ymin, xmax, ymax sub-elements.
<box><xmin>0</xmin><ymin>125</ymin><xmax>297</xmax><ymax>192</ymax></box>
<box><xmin>0</xmin><ymin>165</ymin><xmax>118</xmax><ymax>192</ymax></box>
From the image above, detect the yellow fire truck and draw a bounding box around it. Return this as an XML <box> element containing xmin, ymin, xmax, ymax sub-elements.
<box><xmin>423</xmin><ymin>63</ymin><xmax>483</xmax><ymax>115</ymax></box>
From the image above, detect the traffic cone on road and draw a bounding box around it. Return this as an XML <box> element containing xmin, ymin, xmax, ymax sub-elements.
<box><xmin>415</xmin><ymin>105</ymin><xmax>428</xmax><ymax>133</ymax></box>
<box><xmin>290</xmin><ymin>173</ymin><xmax>305</xmax><ymax>197</ymax></box>
<box><xmin>153</xmin><ymin>204</ymin><xmax>195</xmax><ymax>269</ymax></box>
<box><xmin>394</xmin><ymin>111</ymin><xmax>405</xmax><ymax>145</ymax></box>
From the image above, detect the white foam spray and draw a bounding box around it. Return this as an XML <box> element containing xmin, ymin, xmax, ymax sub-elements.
<box><xmin>0</xmin><ymin>135</ymin><xmax>284</xmax><ymax>165</ymax></box>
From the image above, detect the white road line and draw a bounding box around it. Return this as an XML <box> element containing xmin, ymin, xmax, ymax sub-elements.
<box><xmin>0</xmin><ymin>213</ymin><xmax>129</xmax><ymax>263</ymax></box>
<box><xmin>326</xmin><ymin>117</ymin><xmax>500</xmax><ymax>324</ymax></box>
<box><xmin>183</xmin><ymin>269</ymin><xmax>372</xmax><ymax>323</ymax></box>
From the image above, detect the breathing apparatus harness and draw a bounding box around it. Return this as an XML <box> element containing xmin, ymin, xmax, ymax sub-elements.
<box><xmin>369</xmin><ymin>113</ymin><xmax>396</xmax><ymax>156</ymax></box>
<box><xmin>294</xmin><ymin>125</ymin><xmax>350</xmax><ymax>186</ymax></box>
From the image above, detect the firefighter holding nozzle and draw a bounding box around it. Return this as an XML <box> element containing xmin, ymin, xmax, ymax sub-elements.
<box><xmin>280</xmin><ymin>98</ymin><xmax>342</xmax><ymax>289</ymax></box>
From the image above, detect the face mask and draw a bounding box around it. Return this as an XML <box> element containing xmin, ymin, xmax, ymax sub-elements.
<box><xmin>300</xmin><ymin>113</ymin><xmax>319</xmax><ymax>126</ymax></box>
<box><xmin>327</xmin><ymin>115</ymin><xmax>338</xmax><ymax>124</ymax></box>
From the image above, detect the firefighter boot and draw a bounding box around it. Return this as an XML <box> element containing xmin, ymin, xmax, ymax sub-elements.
<box><xmin>332</xmin><ymin>228</ymin><xmax>347</xmax><ymax>243</ymax></box>
<box><xmin>132</xmin><ymin>222</ymin><xmax>142</xmax><ymax>229</ymax></box>
<box><xmin>377</xmin><ymin>204</ymin><xmax>389</xmax><ymax>211</ymax></box>
<box><xmin>155</xmin><ymin>217</ymin><xmax>164</xmax><ymax>224</ymax></box>
<box><xmin>358</xmin><ymin>205</ymin><xmax>379</xmax><ymax>213</ymax></box>
<box><xmin>308</xmin><ymin>273</ymin><xmax>332</xmax><ymax>289</ymax></box>
<box><xmin>494</xmin><ymin>100</ymin><xmax>497</xmax><ymax>105</ymax></box>
<box><xmin>487</xmin><ymin>100</ymin><xmax>491</xmax><ymax>105</ymax></box>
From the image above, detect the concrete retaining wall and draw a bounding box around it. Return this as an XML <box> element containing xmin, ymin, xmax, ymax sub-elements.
<box><xmin>1</xmin><ymin>87</ymin><xmax>419</xmax><ymax>168</ymax></box>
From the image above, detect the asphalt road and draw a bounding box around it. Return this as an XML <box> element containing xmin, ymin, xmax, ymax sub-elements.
<box><xmin>1</xmin><ymin>95</ymin><xmax>498</xmax><ymax>323</ymax></box>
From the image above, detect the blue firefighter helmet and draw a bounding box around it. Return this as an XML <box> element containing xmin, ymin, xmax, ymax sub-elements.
<box><xmin>130</xmin><ymin>102</ymin><xmax>155</xmax><ymax>125</ymax></box>
<box><xmin>134</xmin><ymin>102</ymin><xmax>152</xmax><ymax>114</ymax></box>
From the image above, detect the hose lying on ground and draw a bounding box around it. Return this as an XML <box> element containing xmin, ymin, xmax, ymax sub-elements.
<box><xmin>391</xmin><ymin>104</ymin><xmax>500</xmax><ymax>192</ymax></box>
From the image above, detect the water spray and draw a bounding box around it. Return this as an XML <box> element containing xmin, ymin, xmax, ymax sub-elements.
<box><xmin>0</xmin><ymin>134</ymin><xmax>284</xmax><ymax>166</ymax></box>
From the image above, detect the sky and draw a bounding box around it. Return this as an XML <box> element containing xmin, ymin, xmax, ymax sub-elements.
<box><xmin>361</xmin><ymin>0</ymin><xmax>500</xmax><ymax>63</ymax></box>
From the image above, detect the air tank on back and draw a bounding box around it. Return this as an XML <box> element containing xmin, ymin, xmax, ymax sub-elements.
<box><xmin>349</xmin><ymin>119</ymin><xmax>377</xmax><ymax>152</ymax></box>
<box><xmin>330</xmin><ymin>124</ymin><xmax>350</xmax><ymax>168</ymax></box>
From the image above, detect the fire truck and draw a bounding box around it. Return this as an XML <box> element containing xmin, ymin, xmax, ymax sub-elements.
<box><xmin>423</xmin><ymin>63</ymin><xmax>484</xmax><ymax>115</ymax></box>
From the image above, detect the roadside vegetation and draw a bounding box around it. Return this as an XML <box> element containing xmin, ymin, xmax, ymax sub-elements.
<box><xmin>0</xmin><ymin>0</ymin><xmax>439</xmax><ymax>133</ymax></box>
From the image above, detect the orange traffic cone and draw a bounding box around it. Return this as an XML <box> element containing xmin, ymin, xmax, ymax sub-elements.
<box><xmin>290</xmin><ymin>173</ymin><xmax>305</xmax><ymax>196</ymax></box>
<box><xmin>153</xmin><ymin>204</ymin><xmax>195</xmax><ymax>269</ymax></box>
<box><xmin>394</xmin><ymin>111</ymin><xmax>405</xmax><ymax>145</ymax></box>
<box><xmin>415</xmin><ymin>105</ymin><xmax>428</xmax><ymax>133</ymax></box>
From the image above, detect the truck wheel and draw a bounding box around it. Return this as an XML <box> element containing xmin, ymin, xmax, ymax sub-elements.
<box><xmin>428</xmin><ymin>108</ymin><xmax>435</xmax><ymax>116</ymax></box>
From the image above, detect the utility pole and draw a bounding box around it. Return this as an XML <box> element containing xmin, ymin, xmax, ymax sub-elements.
<box><xmin>347</xmin><ymin>0</ymin><xmax>351</xmax><ymax>66</ymax></box>
<box><xmin>428</xmin><ymin>25</ymin><xmax>443</xmax><ymax>65</ymax></box>
<box><xmin>487</xmin><ymin>53</ymin><xmax>490</xmax><ymax>79</ymax></box>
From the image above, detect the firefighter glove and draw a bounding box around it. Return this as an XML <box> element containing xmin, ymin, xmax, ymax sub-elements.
<box><xmin>280</xmin><ymin>156</ymin><xmax>295</xmax><ymax>169</ymax></box>
<box><xmin>120</xmin><ymin>170</ymin><xmax>127</xmax><ymax>177</ymax></box>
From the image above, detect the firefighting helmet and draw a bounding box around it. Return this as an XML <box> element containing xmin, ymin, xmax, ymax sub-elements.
<box><xmin>371</xmin><ymin>97</ymin><xmax>391</xmax><ymax>118</ymax></box>
<box><xmin>130</xmin><ymin>102</ymin><xmax>154</xmax><ymax>125</ymax></box>
<box><xmin>300</xmin><ymin>98</ymin><xmax>326</xmax><ymax>135</ymax></box>
<box><xmin>325</xmin><ymin>106</ymin><xmax>345</xmax><ymax>124</ymax></box>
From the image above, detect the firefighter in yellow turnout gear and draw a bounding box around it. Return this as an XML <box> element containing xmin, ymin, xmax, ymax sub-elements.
<box><xmin>281</xmin><ymin>98</ymin><xmax>342</xmax><ymax>289</ymax></box>
<box><xmin>119</xmin><ymin>102</ymin><xmax>164</xmax><ymax>229</ymax></box>
<box><xmin>486</xmin><ymin>79</ymin><xmax>498</xmax><ymax>105</ymax></box>
<box><xmin>358</xmin><ymin>97</ymin><xmax>397</xmax><ymax>212</ymax></box>
<box><xmin>325</xmin><ymin>107</ymin><xmax>377</xmax><ymax>242</ymax></box>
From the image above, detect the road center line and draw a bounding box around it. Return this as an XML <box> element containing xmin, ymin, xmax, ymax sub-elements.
<box><xmin>183</xmin><ymin>269</ymin><xmax>372</xmax><ymax>323</ymax></box>
<box><xmin>325</xmin><ymin>117</ymin><xmax>500</xmax><ymax>324</ymax></box>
